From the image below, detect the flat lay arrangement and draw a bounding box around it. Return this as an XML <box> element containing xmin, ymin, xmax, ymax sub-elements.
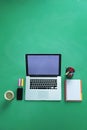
<box><xmin>3</xmin><ymin>54</ymin><xmax>82</xmax><ymax>102</ymax></box>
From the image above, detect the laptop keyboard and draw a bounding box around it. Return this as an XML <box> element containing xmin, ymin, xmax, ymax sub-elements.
<box><xmin>30</xmin><ymin>79</ymin><xmax>57</xmax><ymax>89</ymax></box>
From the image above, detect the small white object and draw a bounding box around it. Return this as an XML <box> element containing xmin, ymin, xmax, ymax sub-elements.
<box><xmin>4</xmin><ymin>90</ymin><xmax>14</xmax><ymax>101</ymax></box>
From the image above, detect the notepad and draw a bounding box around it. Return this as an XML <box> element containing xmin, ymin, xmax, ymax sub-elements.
<box><xmin>65</xmin><ymin>80</ymin><xmax>82</xmax><ymax>101</ymax></box>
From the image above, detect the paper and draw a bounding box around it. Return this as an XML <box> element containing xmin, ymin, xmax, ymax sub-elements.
<box><xmin>65</xmin><ymin>80</ymin><xmax>82</xmax><ymax>101</ymax></box>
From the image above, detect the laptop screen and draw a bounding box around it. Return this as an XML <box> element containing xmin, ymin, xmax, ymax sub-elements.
<box><xmin>26</xmin><ymin>54</ymin><xmax>61</xmax><ymax>76</ymax></box>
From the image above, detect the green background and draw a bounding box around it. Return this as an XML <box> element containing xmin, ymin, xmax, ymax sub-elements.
<box><xmin>0</xmin><ymin>0</ymin><xmax>87</xmax><ymax>130</ymax></box>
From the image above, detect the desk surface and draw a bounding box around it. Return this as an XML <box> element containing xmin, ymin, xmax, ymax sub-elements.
<box><xmin>0</xmin><ymin>0</ymin><xmax>87</xmax><ymax>130</ymax></box>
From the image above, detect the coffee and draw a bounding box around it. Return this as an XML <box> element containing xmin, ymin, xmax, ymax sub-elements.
<box><xmin>4</xmin><ymin>90</ymin><xmax>14</xmax><ymax>101</ymax></box>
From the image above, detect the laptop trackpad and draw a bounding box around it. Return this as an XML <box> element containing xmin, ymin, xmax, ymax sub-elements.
<box><xmin>38</xmin><ymin>91</ymin><xmax>48</xmax><ymax>99</ymax></box>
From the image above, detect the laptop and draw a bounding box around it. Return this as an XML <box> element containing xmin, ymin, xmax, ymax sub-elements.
<box><xmin>25</xmin><ymin>54</ymin><xmax>62</xmax><ymax>101</ymax></box>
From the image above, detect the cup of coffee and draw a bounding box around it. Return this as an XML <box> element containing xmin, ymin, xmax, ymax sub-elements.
<box><xmin>4</xmin><ymin>90</ymin><xmax>14</xmax><ymax>101</ymax></box>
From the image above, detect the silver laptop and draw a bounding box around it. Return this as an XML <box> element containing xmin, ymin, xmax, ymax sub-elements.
<box><xmin>25</xmin><ymin>54</ymin><xmax>62</xmax><ymax>101</ymax></box>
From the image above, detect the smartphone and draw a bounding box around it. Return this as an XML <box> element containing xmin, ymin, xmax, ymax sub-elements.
<box><xmin>17</xmin><ymin>88</ymin><xmax>23</xmax><ymax>100</ymax></box>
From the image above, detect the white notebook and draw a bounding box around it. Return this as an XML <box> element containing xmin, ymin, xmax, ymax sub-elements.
<box><xmin>65</xmin><ymin>80</ymin><xmax>82</xmax><ymax>101</ymax></box>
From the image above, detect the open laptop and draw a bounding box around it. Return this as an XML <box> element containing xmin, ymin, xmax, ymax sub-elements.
<box><xmin>25</xmin><ymin>54</ymin><xmax>62</xmax><ymax>101</ymax></box>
